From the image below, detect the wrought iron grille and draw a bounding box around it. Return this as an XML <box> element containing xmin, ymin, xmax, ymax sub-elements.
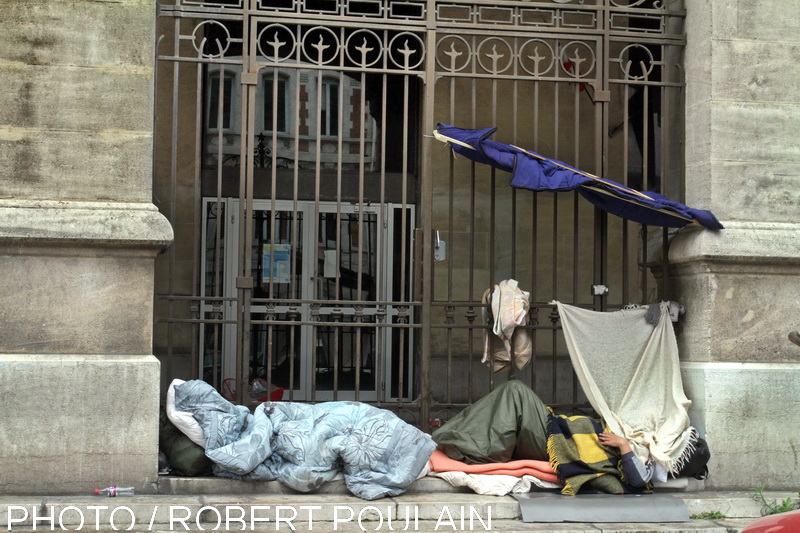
<box><xmin>153</xmin><ymin>0</ymin><xmax>686</xmax><ymax>429</ymax></box>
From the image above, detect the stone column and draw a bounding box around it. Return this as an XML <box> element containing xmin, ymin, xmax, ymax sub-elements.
<box><xmin>674</xmin><ymin>0</ymin><xmax>800</xmax><ymax>489</ymax></box>
<box><xmin>0</xmin><ymin>1</ymin><xmax>172</xmax><ymax>494</ymax></box>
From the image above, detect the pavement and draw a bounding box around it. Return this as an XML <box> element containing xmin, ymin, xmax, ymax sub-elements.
<box><xmin>1</xmin><ymin>476</ymin><xmax>790</xmax><ymax>532</ymax></box>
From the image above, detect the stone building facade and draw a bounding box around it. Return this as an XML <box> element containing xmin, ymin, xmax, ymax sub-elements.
<box><xmin>0</xmin><ymin>0</ymin><xmax>798</xmax><ymax>494</ymax></box>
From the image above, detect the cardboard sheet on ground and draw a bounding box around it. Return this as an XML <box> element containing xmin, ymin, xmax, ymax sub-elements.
<box><xmin>513</xmin><ymin>493</ymin><xmax>690</xmax><ymax>523</ymax></box>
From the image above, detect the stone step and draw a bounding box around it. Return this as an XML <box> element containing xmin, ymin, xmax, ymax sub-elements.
<box><xmin>0</xmin><ymin>489</ymin><xmax>786</xmax><ymax>532</ymax></box>
<box><xmin>156</xmin><ymin>476</ymin><xmax>775</xmax><ymax>519</ymax></box>
<box><xmin>0</xmin><ymin>520</ymin><xmax>763</xmax><ymax>533</ymax></box>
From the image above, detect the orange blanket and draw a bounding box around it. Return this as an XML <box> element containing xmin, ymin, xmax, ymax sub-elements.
<box><xmin>429</xmin><ymin>449</ymin><xmax>559</xmax><ymax>484</ymax></box>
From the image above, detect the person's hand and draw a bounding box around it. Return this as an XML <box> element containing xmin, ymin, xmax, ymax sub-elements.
<box><xmin>598</xmin><ymin>432</ymin><xmax>632</xmax><ymax>454</ymax></box>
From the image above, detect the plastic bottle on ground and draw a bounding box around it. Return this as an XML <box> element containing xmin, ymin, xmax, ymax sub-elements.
<box><xmin>94</xmin><ymin>486</ymin><xmax>135</xmax><ymax>497</ymax></box>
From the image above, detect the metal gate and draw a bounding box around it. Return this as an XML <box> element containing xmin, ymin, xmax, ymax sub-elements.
<box><xmin>153</xmin><ymin>0</ymin><xmax>686</xmax><ymax>428</ymax></box>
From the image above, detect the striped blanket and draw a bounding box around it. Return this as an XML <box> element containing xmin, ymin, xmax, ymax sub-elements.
<box><xmin>547</xmin><ymin>414</ymin><xmax>640</xmax><ymax>496</ymax></box>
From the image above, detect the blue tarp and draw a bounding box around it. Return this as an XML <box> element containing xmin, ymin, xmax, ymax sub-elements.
<box><xmin>434</xmin><ymin>124</ymin><xmax>723</xmax><ymax>230</ymax></box>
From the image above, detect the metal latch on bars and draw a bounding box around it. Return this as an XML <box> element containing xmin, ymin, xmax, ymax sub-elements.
<box><xmin>434</xmin><ymin>230</ymin><xmax>446</xmax><ymax>262</ymax></box>
<box><xmin>591</xmin><ymin>284</ymin><xmax>609</xmax><ymax>296</ymax></box>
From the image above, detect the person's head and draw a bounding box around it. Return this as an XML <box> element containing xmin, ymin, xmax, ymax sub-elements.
<box><xmin>673</xmin><ymin>435</ymin><xmax>710</xmax><ymax>480</ymax></box>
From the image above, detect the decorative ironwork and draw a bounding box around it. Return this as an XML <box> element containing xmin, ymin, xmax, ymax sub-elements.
<box><xmin>610</xmin><ymin>0</ymin><xmax>664</xmax><ymax>8</ymax></box>
<box><xmin>220</xmin><ymin>133</ymin><xmax>290</xmax><ymax>168</ymax></box>
<box><xmin>444</xmin><ymin>306</ymin><xmax>455</xmax><ymax>325</ymax></box>
<box><xmin>395</xmin><ymin>306</ymin><xmax>409</xmax><ymax>324</ymax></box>
<box><xmin>464</xmin><ymin>306</ymin><xmax>477</xmax><ymax>324</ymax></box>
<box><xmin>257</xmin><ymin>24</ymin><xmax>296</xmax><ymax>61</ymax></box>
<box><xmin>155</xmin><ymin>0</ymin><xmax>687</xmax><ymax>419</ymax></box>
<box><xmin>518</xmin><ymin>38</ymin><xmax>556</xmax><ymax>76</ymax></box>
<box><xmin>301</xmin><ymin>27</ymin><xmax>340</xmax><ymax>65</ymax></box>
<box><xmin>253</xmin><ymin>24</ymin><xmax>427</xmax><ymax>72</ymax></box>
<box><xmin>191</xmin><ymin>20</ymin><xmax>231</xmax><ymax>58</ymax></box>
<box><xmin>560</xmin><ymin>40</ymin><xmax>596</xmax><ymax>78</ymax></box>
<box><xmin>190</xmin><ymin>300</ymin><xmax>200</xmax><ymax>320</ymax></box>
<box><xmin>617</xmin><ymin>43</ymin><xmax>655</xmax><ymax>80</ymax></box>
<box><xmin>549</xmin><ymin>307</ymin><xmax>560</xmax><ymax>327</ymax></box>
<box><xmin>181</xmin><ymin>0</ymin><xmax>245</xmax><ymax>10</ymax></box>
<box><xmin>344</xmin><ymin>30</ymin><xmax>384</xmax><ymax>68</ymax></box>
<box><xmin>255</xmin><ymin>0</ymin><xmax>427</xmax><ymax>21</ymax></box>
<box><xmin>210</xmin><ymin>302</ymin><xmax>223</xmax><ymax>320</ymax></box>
<box><xmin>436</xmin><ymin>0</ymin><xmax>680</xmax><ymax>33</ymax></box>
<box><xmin>476</xmin><ymin>37</ymin><xmax>515</xmax><ymax>75</ymax></box>
<box><xmin>436</xmin><ymin>35</ymin><xmax>598</xmax><ymax>81</ymax></box>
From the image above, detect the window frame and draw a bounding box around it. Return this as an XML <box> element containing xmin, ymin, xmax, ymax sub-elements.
<box><xmin>206</xmin><ymin>67</ymin><xmax>238</xmax><ymax>132</ymax></box>
<box><xmin>259</xmin><ymin>71</ymin><xmax>291</xmax><ymax>134</ymax></box>
<box><xmin>319</xmin><ymin>76</ymin><xmax>340</xmax><ymax>137</ymax></box>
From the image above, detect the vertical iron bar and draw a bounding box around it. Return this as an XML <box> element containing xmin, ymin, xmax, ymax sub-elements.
<box><xmin>641</xmin><ymin>81</ymin><xmax>651</xmax><ymax>303</ymax></box>
<box><xmin>598</xmin><ymin>12</ymin><xmax>609</xmax><ymax>315</ymax></box>
<box><xmin>419</xmin><ymin>0</ymin><xmax>437</xmax><ymax>430</ymax></box>
<box><xmin>354</xmin><ymin>68</ymin><xmax>367</xmax><ymax>400</ymax></box>
<box><xmin>488</xmin><ymin>74</ymin><xmax>498</xmax><ymax>389</ymax></box>
<box><xmin>572</xmin><ymin>78</ymin><xmax>580</xmax><ymax>404</ymax></box>
<box><xmin>397</xmin><ymin>72</ymin><xmax>411</xmax><ymax>406</ymax></box>
<box><xmin>167</xmin><ymin>20</ymin><xmax>180</xmax><ymax>386</ymax></box>
<box><xmin>468</xmin><ymin>70</ymin><xmax>478</xmax><ymax>403</ymax></box>
<box><xmin>237</xmin><ymin>8</ymin><xmax>256</xmax><ymax>405</ymax></box>
<box><xmin>191</xmin><ymin>56</ymin><xmax>204</xmax><ymax>383</ymax></box>
<box><xmin>530</xmin><ymin>77</ymin><xmax>540</xmax><ymax>390</ymax></box>
<box><xmin>266</xmin><ymin>68</ymin><xmax>281</xmax><ymax>402</ymax></box>
<box><xmin>511</xmin><ymin>78</ymin><xmax>518</xmax><ymax>283</ymax></box>
<box><xmin>660</xmin><ymin>83</ymin><xmax>669</xmax><ymax>300</ymax></box>
<box><xmin>376</xmin><ymin>71</ymin><xmax>387</xmax><ymax>405</ymax></box>
<box><xmin>284</xmin><ymin>56</ymin><xmax>302</xmax><ymax>403</ymax></box>
<box><xmin>572</xmin><ymin>76</ymin><xmax>581</xmax><ymax>307</ymax></box>
<box><xmin>551</xmin><ymin>78</ymin><xmax>560</xmax><ymax>402</ymax></box>
<box><xmin>445</xmin><ymin>74</ymin><xmax>456</xmax><ymax>404</ymax></box>
<box><xmin>641</xmin><ymin>225</ymin><xmax>649</xmax><ymax>303</ymax></box>
<box><xmin>330</xmin><ymin>70</ymin><xmax>344</xmax><ymax>402</ymax></box>
<box><xmin>211</xmin><ymin>57</ymin><xmax>226</xmax><ymax>389</ymax></box>
<box><xmin>622</xmin><ymin>81</ymin><xmax>631</xmax><ymax>306</ymax></box>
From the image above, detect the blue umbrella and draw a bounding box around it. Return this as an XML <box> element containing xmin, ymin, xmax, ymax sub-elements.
<box><xmin>433</xmin><ymin>124</ymin><xmax>723</xmax><ymax>230</ymax></box>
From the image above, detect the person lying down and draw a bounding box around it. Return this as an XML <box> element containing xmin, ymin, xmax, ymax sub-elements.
<box><xmin>431</xmin><ymin>380</ymin><xmax>707</xmax><ymax>495</ymax></box>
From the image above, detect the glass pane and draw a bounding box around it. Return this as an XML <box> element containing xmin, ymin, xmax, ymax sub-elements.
<box><xmin>203</xmin><ymin>201</ymin><xmax>225</xmax><ymax>297</ymax></box>
<box><xmin>315</xmin><ymin>210</ymin><xmax>379</xmax><ymax>393</ymax></box>
<box><xmin>250</xmin><ymin>208</ymin><xmax>303</xmax><ymax>395</ymax></box>
<box><xmin>317</xmin><ymin>211</ymin><xmax>377</xmax><ymax>301</ymax></box>
<box><xmin>208</xmin><ymin>73</ymin><xmax>233</xmax><ymax>129</ymax></box>
<box><xmin>389</xmin><ymin>326</ymin><xmax>412</xmax><ymax>399</ymax></box>
<box><xmin>314</xmin><ymin>322</ymin><xmax>376</xmax><ymax>391</ymax></box>
<box><xmin>250</xmin><ymin>316</ymin><xmax>301</xmax><ymax>391</ymax></box>
<box><xmin>321</xmin><ymin>80</ymin><xmax>339</xmax><ymax>136</ymax></box>
<box><xmin>201</xmin><ymin>312</ymin><xmax>225</xmax><ymax>389</ymax></box>
<box><xmin>264</xmin><ymin>77</ymin><xmax>287</xmax><ymax>132</ymax></box>
<box><xmin>201</xmin><ymin>201</ymin><xmax>227</xmax><ymax>391</ymax></box>
<box><xmin>252</xmin><ymin>209</ymin><xmax>303</xmax><ymax>299</ymax></box>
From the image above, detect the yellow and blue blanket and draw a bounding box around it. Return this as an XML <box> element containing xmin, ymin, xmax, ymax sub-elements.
<box><xmin>547</xmin><ymin>413</ymin><xmax>639</xmax><ymax>496</ymax></box>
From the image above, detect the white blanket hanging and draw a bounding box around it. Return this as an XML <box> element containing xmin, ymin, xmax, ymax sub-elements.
<box><xmin>554</xmin><ymin>301</ymin><xmax>696</xmax><ymax>475</ymax></box>
<box><xmin>482</xmin><ymin>279</ymin><xmax>533</xmax><ymax>373</ymax></box>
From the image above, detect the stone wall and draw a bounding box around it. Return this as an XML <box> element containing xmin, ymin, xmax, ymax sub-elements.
<box><xmin>676</xmin><ymin>0</ymin><xmax>800</xmax><ymax>489</ymax></box>
<box><xmin>0</xmin><ymin>0</ymin><xmax>172</xmax><ymax>494</ymax></box>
